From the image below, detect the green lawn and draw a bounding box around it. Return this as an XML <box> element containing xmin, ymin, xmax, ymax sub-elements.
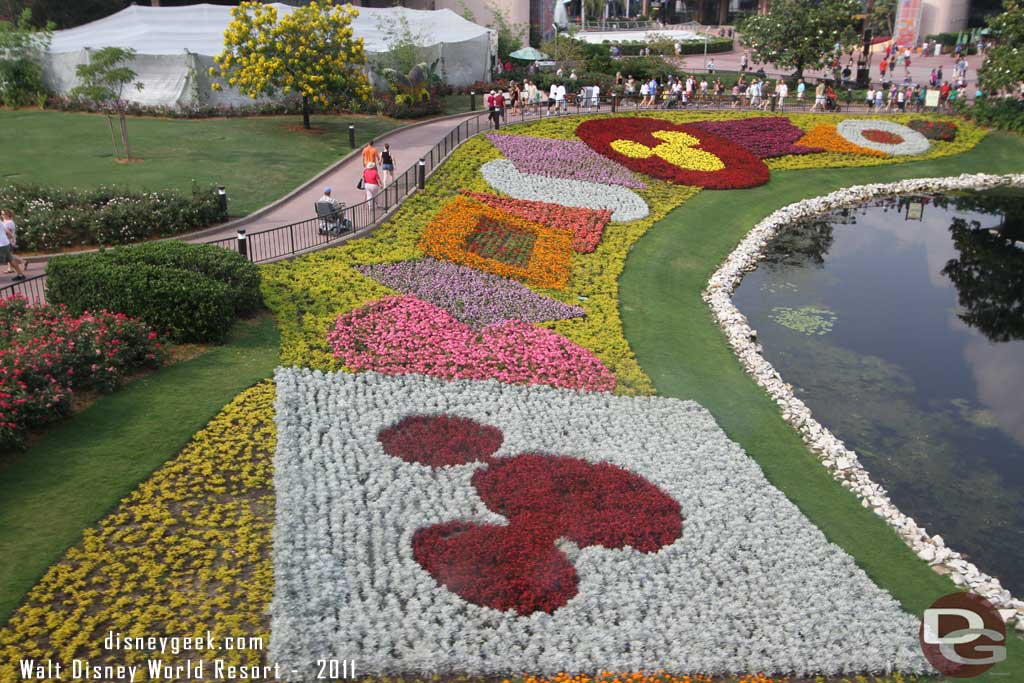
<box><xmin>0</xmin><ymin>110</ymin><xmax>402</xmax><ymax>216</ymax></box>
<box><xmin>620</xmin><ymin>131</ymin><xmax>1024</xmax><ymax>680</ymax></box>
<box><xmin>0</xmin><ymin>312</ymin><xmax>280</xmax><ymax>623</ymax></box>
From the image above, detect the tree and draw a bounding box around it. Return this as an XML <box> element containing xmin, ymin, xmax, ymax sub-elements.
<box><xmin>373</xmin><ymin>13</ymin><xmax>425</xmax><ymax>76</ymax></box>
<box><xmin>0</xmin><ymin>0</ymin><xmax>125</xmax><ymax>29</ymax></box>
<box><xmin>210</xmin><ymin>0</ymin><xmax>371</xmax><ymax>130</ymax></box>
<box><xmin>978</xmin><ymin>0</ymin><xmax>1024</xmax><ymax>93</ymax></box>
<box><xmin>738</xmin><ymin>0</ymin><xmax>861</xmax><ymax>80</ymax></box>
<box><xmin>70</xmin><ymin>47</ymin><xmax>143</xmax><ymax>160</ymax></box>
<box><xmin>0</xmin><ymin>8</ymin><xmax>51</xmax><ymax>107</ymax></box>
<box><xmin>539</xmin><ymin>34</ymin><xmax>585</xmax><ymax>68</ymax></box>
<box><xmin>869</xmin><ymin>0</ymin><xmax>896</xmax><ymax>37</ymax></box>
<box><xmin>487</xmin><ymin>2</ymin><xmax>525</xmax><ymax>62</ymax></box>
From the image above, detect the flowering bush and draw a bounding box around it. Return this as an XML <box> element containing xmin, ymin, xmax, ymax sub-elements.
<box><xmin>908</xmin><ymin>118</ymin><xmax>958</xmax><ymax>141</ymax></box>
<box><xmin>481</xmin><ymin>159</ymin><xmax>650</xmax><ymax>222</ymax></box>
<box><xmin>271</xmin><ymin>369</ymin><xmax>931</xmax><ymax>676</ymax></box>
<box><xmin>460</xmin><ymin>190</ymin><xmax>612</xmax><ymax>253</ymax></box>
<box><xmin>690</xmin><ymin>117</ymin><xmax>824</xmax><ymax>158</ymax></box>
<box><xmin>576</xmin><ymin>118</ymin><xmax>770</xmax><ymax>189</ymax></box>
<box><xmin>326</xmin><ymin>296</ymin><xmax>616</xmax><ymax>391</ymax></box>
<box><xmin>419</xmin><ymin>195</ymin><xmax>574</xmax><ymax>289</ymax></box>
<box><xmin>486</xmin><ymin>133</ymin><xmax>647</xmax><ymax>188</ymax></box>
<box><xmin>357</xmin><ymin>258</ymin><xmax>584</xmax><ymax>329</ymax></box>
<box><xmin>0</xmin><ymin>183</ymin><xmax>224</xmax><ymax>252</ymax></box>
<box><xmin>0</xmin><ymin>297</ymin><xmax>164</xmax><ymax>448</ymax></box>
<box><xmin>835</xmin><ymin>119</ymin><xmax>931</xmax><ymax>156</ymax></box>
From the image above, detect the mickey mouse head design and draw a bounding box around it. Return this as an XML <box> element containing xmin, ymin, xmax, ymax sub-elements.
<box><xmin>378</xmin><ymin>414</ymin><xmax>683</xmax><ymax>616</ymax></box>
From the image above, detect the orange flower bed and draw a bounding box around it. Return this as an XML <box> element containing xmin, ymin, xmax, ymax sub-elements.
<box><xmin>420</xmin><ymin>195</ymin><xmax>573</xmax><ymax>290</ymax></box>
<box><xmin>795</xmin><ymin>124</ymin><xmax>887</xmax><ymax>157</ymax></box>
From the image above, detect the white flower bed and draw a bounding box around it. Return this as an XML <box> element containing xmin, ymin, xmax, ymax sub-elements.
<box><xmin>836</xmin><ymin>119</ymin><xmax>931</xmax><ymax>156</ymax></box>
<box><xmin>271</xmin><ymin>368</ymin><xmax>930</xmax><ymax>677</ymax></box>
<box><xmin>704</xmin><ymin>172</ymin><xmax>1024</xmax><ymax>629</ymax></box>
<box><xmin>481</xmin><ymin>159</ymin><xmax>650</xmax><ymax>222</ymax></box>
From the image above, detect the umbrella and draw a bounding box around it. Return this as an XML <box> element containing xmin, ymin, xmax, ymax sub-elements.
<box><xmin>510</xmin><ymin>47</ymin><xmax>550</xmax><ymax>61</ymax></box>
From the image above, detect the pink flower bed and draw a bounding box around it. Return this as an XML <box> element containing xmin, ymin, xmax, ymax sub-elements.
<box><xmin>460</xmin><ymin>191</ymin><xmax>611</xmax><ymax>253</ymax></box>
<box><xmin>327</xmin><ymin>296</ymin><xmax>615</xmax><ymax>392</ymax></box>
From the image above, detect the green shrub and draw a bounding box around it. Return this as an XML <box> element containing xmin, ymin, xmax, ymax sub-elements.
<box><xmin>98</xmin><ymin>241</ymin><xmax>262</xmax><ymax>315</ymax></box>
<box><xmin>0</xmin><ymin>183</ymin><xmax>224</xmax><ymax>252</ymax></box>
<box><xmin>46</xmin><ymin>242</ymin><xmax>260</xmax><ymax>343</ymax></box>
<box><xmin>957</xmin><ymin>97</ymin><xmax>1024</xmax><ymax>133</ymax></box>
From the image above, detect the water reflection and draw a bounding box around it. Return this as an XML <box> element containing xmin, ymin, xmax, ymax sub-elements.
<box><xmin>732</xmin><ymin>190</ymin><xmax>1024</xmax><ymax>596</ymax></box>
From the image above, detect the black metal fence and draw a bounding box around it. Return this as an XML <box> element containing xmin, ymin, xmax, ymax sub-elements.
<box><xmin>0</xmin><ymin>97</ymin><xmax>923</xmax><ymax>302</ymax></box>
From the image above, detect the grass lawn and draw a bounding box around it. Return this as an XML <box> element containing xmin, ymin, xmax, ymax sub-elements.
<box><xmin>0</xmin><ymin>110</ymin><xmax>402</xmax><ymax>216</ymax></box>
<box><xmin>0</xmin><ymin>312</ymin><xmax>280</xmax><ymax>623</ymax></box>
<box><xmin>620</xmin><ymin>130</ymin><xmax>1024</xmax><ymax>680</ymax></box>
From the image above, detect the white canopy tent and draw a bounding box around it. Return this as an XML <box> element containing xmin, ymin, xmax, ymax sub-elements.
<box><xmin>43</xmin><ymin>3</ymin><xmax>495</xmax><ymax>108</ymax></box>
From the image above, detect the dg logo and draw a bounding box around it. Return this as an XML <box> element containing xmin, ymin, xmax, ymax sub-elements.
<box><xmin>920</xmin><ymin>592</ymin><xmax>1007</xmax><ymax>677</ymax></box>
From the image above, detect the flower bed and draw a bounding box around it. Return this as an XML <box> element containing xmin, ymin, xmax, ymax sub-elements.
<box><xmin>0</xmin><ymin>383</ymin><xmax>276</xmax><ymax>676</ymax></box>
<box><xmin>576</xmin><ymin>118</ymin><xmax>770</xmax><ymax>190</ymax></box>
<box><xmin>908</xmin><ymin>118</ymin><xmax>958</xmax><ymax>141</ymax></box>
<box><xmin>460</xmin><ymin>191</ymin><xmax>612</xmax><ymax>253</ymax></box>
<box><xmin>486</xmin><ymin>133</ymin><xmax>647</xmax><ymax>188</ymax></box>
<box><xmin>0</xmin><ymin>183</ymin><xmax>223</xmax><ymax>252</ymax></box>
<box><xmin>420</xmin><ymin>195</ymin><xmax>574</xmax><ymax>289</ymax></box>
<box><xmin>271</xmin><ymin>369</ymin><xmax>930</xmax><ymax>677</ymax></box>
<box><xmin>793</xmin><ymin>123</ymin><xmax>888</xmax><ymax>158</ymax></box>
<box><xmin>481</xmin><ymin>159</ymin><xmax>650</xmax><ymax>222</ymax></box>
<box><xmin>0</xmin><ymin>297</ymin><xmax>164</xmax><ymax>448</ymax></box>
<box><xmin>326</xmin><ymin>296</ymin><xmax>615</xmax><ymax>392</ymax></box>
<box><xmin>835</xmin><ymin>119</ymin><xmax>931</xmax><ymax>156</ymax></box>
<box><xmin>691</xmin><ymin>117</ymin><xmax>824</xmax><ymax>158</ymax></box>
<box><xmin>357</xmin><ymin>258</ymin><xmax>584</xmax><ymax>329</ymax></box>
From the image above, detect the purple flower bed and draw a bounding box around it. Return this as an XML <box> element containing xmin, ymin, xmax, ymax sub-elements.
<box><xmin>357</xmin><ymin>258</ymin><xmax>585</xmax><ymax>329</ymax></box>
<box><xmin>487</xmin><ymin>134</ymin><xmax>647</xmax><ymax>189</ymax></box>
<box><xmin>690</xmin><ymin>117</ymin><xmax>824</xmax><ymax>158</ymax></box>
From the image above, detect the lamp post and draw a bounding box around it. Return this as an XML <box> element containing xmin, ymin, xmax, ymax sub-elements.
<box><xmin>348</xmin><ymin>124</ymin><xmax>356</xmax><ymax>149</ymax></box>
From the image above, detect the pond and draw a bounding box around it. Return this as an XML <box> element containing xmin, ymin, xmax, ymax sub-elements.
<box><xmin>732</xmin><ymin>190</ymin><xmax>1024</xmax><ymax>596</ymax></box>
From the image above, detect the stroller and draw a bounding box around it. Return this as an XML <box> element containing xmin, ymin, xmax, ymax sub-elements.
<box><xmin>316</xmin><ymin>200</ymin><xmax>353</xmax><ymax>237</ymax></box>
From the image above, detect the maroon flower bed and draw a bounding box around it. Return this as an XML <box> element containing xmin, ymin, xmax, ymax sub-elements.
<box><xmin>690</xmin><ymin>116</ymin><xmax>825</xmax><ymax>158</ymax></box>
<box><xmin>384</xmin><ymin>414</ymin><xmax>682</xmax><ymax>615</ymax></box>
<box><xmin>908</xmin><ymin>119</ymin><xmax>958</xmax><ymax>141</ymax></box>
<box><xmin>862</xmin><ymin>129</ymin><xmax>905</xmax><ymax>144</ymax></box>
<box><xmin>575</xmin><ymin>117</ymin><xmax>770</xmax><ymax>189</ymax></box>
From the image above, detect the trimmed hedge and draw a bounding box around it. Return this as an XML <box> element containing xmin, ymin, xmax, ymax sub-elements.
<box><xmin>46</xmin><ymin>242</ymin><xmax>261</xmax><ymax>343</ymax></box>
<box><xmin>602</xmin><ymin>38</ymin><xmax>734</xmax><ymax>56</ymax></box>
<box><xmin>957</xmin><ymin>97</ymin><xmax>1024</xmax><ymax>133</ymax></box>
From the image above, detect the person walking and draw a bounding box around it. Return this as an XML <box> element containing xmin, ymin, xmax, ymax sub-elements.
<box><xmin>0</xmin><ymin>211</ymin><xmax>27</xmax><ymax>281</ymax></box>
<box><xmin>1</xmin><ymin>209</ymin><xmax>19</xmax><ymax>274</ymax></box>
<box><xmin>361</xmin><ymin>139</ymin><xmax>380</xmax><ymax>169</ymax></box>
<box><xmin>362</xmin><ymin>162</ymin><xmax>381</xmax><ymax>205</ymax></box>
<box><xmin>487</xmin><ymin>90</ymin><xmax>501</xmax><ymax>129</ymax></box>
<box><xmin>866</xmin><ymin>84</ymin><xmax>875</xmax><ymax>110</ymax></box>
<box><xmin>810</xmin><ymin>80</ymin><xmax>826</xmax><ymax>112</ymax></box>
<box><xmin>741</xmin><ymin>52</ymin><xmax>749</xmax><ymax>72</ymax></box>
<box><xmin>379</xmin><ymin>143</ymin><xmax>396</xmax><ymax>188</ymax></box>
<box><xmin>796</xmin><ymin>78</ymin><xmax>806</xmax><ymax>104</ymax></box>
<box><xmin>776</xmin><ymin>79</ymin><xmax>788</xmax><ymax>110</ymax></box>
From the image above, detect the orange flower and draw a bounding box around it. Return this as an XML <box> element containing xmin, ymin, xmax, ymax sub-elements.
<box><xmin>795</xmin><ymin>124</ymin><xmax>887</xmax><ymax>157</ymax></box>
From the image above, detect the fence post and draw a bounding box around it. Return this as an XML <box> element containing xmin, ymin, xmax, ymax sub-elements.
<box><xmin>236</xmin><ymin>229</ymin><xmax>248</xmax><ymax>260</ymax></box>
<box><xmin>348</xmin><ymin>124</ymin><xmax>356</xmax><ymax>149</ymax></box>
<box><xmin>290</xmin><ymin>223</ymin><xmax>297</xmax><ymax>252</ymax></box>
<box><xmin>417</xmin><ymin>158</ymin><xmax>426</xmax><ymax>190</ymax></box>
<box><xmin>612</xmin><ymin>94</ymin><xmax>618</xmax><ymax>112</ymax></box>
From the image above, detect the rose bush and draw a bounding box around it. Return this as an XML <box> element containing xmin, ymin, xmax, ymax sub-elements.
<box><xmin>0</xmin><ymin>296</ymin><xmax>165</xmax><ymax>448</ymax></box>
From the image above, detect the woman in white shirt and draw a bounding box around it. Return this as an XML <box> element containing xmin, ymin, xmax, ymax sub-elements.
<box><xmin>0</xmin><ymin>210</ymin><xmax>27</xmax><ymax>280</ymax></box>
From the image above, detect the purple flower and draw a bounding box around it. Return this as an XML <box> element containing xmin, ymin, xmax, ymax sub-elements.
<box><xmin>487</xmin><ymin>134</ymin><xmax>647</xmax><ymax>189</ymax></box>
<box><xmin>690</xmin><ymin>117</ymin><xmax>824</xmax><ymax>158</ymax></box>
<box><xmin>357</xmin><ymin>258</ymin><xmax>585</xmax><ymax>329</ymax></box>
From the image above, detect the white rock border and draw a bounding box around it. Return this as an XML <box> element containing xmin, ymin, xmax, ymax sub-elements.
<box><xmin>836</xmin><ymin>119</ymin><xmax>931</xmax><ymax>156</ymax></box>
<box><xmin>703</xmin><ymin>172</ymin><xmax>1024</xmax><ymax>631</ymax></box>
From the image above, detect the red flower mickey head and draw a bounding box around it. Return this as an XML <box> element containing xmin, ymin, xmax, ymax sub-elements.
<box><xmin>378</xmin><ymin>414</ymin><xmax>683</xmax><ymax>615</ymax></box>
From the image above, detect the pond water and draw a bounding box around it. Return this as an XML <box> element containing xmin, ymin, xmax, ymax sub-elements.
<box><xmin>732</xmin><ymin>190</ymin><xmax>1024</xmax><ymax>596</ymax></box>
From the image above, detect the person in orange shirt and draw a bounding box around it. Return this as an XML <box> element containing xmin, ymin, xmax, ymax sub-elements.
<box><xmin>361</xmin><ymin>139</ymin><xmax>379</xmax><ymax>168</ymax></box>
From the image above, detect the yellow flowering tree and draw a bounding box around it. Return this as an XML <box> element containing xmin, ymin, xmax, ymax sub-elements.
<box><xmin>210</xmin><ymin>0</ymin><xmax>371</xmax><ymax>129</ymax></box>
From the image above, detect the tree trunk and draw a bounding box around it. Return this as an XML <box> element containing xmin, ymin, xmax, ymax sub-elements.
<box><xmin>794</xmin><ymin>59</ymin><xmax>804</xmax><ymax>82</ymax></box>
<box><xmin>119</xmin><ymin>113</ymin><xmax>132</xmax><ymax>160</ymax></box>
<box><xmin>106</xmin><ymin>115</ymin><xmax>120</xmax><ymax>159</ymax></box>
<box><xmin>302</xmin><ymin>95</ymin><xmax>311</xmax><ymax>130</ymax></box>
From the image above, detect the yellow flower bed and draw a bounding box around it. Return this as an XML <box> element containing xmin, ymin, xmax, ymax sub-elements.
<box><xmin>611</xmin><ymin>131</ymin><xmax>726</xmax><ymax>171</ymax></box>
<box><xmin>0</xmin><ymin>383</ymin><xmax>277</xmax><ymax>683</ymax></box>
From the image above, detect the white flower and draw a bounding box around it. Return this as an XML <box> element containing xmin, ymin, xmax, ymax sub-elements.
<box><xmin>835</xmin><ymin>119</ymin><xmax>931</xmax><ymax>156</ymax></box>
<box><xmin>480</xmin><ymin>159</ymin><xmax>649</xmax><ymax>222</ymax></box>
